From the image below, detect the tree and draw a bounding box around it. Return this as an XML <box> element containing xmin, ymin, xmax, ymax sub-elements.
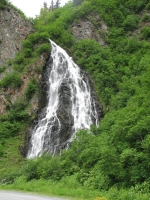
<box><xmin>43</xmin><ymin>1</ymin><xmax>48</xmax><ymax>9</ymax></box>
<box><xmin>55</xmin><ymin>0</ymin><xmax>61</xmax><ymax>9</ymax></box>
<box><xmin>73</xmin><ymin>0</ymin><xmax>84</xmax><ymax>6</ymax></box>
<box><xmin>49</xmin><ymin>0</ymin><xmax>54</xmax><ymax>11</ymax></box>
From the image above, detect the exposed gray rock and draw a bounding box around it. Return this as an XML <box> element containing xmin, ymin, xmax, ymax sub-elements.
<box><xmin>72</xmin><ymin>14</ymin><xmax>108</xmax><ymax>46</ymax></box>
<box><xmin>0</xmin><ymin>7</ymin><xmax>34</xmax><ymax>65</ymax></box>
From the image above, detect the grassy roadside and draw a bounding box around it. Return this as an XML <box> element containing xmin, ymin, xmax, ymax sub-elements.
<box><xmin>1</xmin><ymin>177</ymin><xmax>150</xmax><ymax>200</ymax></box>
<box><xmin>0</xmin><ymin>177</ymin><xmax>105</xmax><ymax>200</ymax></box>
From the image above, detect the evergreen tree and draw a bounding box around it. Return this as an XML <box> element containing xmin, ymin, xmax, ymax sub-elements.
<box><xmin>43</xmin><ymin>1</ymin><xmax>48</xmax><ymax>9</ymax></box>
<box><xmin>73</xmin><ymin>0</ymin><xmax>83</xmax><ymax>6</ymax></box>
<box><xmin>49</xmin><ymin>0</ymin><xmax>54</xmax><ymax>11</ymax></box>
<box><xmin>55</xmin><ymin>0</ymin><xmax>61</xmax><ymax>9</ymax></box>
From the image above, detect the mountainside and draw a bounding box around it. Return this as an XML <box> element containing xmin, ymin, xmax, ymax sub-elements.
<box><xmin>0</xmin><ymin>0</ymin><xmax>150</xmax><ymax>199</ymax></box>
<box><xmin>0</xmin><ymin>6</ymin><xmax>34</xmax><ymax>66</ymax></box>
<box><xmin>0</xmin><ymin>0</ymin><xmax>50</xmax><ymax>173</ymax></box>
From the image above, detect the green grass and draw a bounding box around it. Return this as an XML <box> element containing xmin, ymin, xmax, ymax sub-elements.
<box><xmin>1</xmin><ymin>178</ymin><xmax>150</xmax><ymax>200</ymax></box>
<box><xmin>0</xmin><ymin>135</ymin><xmax>25</xmax><ymax>179</ymax></box>
<box><xmin>0</xmin><ymin>177</ymin><xmax>105</xmax><ymax>200</ymax></box>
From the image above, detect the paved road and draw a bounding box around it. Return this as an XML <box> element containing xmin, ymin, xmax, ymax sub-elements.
<box><xmin>0</xmin><ymin>191</ymin><xmax>67</xmax><ymax>200</ymax></box>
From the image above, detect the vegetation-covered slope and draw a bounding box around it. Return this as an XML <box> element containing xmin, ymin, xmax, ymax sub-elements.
<box><xmin>0</xmin><ymin>0</ymin><xmax>150</xmax><ymax>199</ymax></box>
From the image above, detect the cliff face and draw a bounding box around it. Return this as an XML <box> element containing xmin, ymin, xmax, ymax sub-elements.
<box><xmin>72</xmin><ymin>14</ymin><xmax>108</xmax><ymax>46</ymax></box>
<box><xmin>0</xmin><ymin>7</ymin><xmax>49</xmax><ymax>115</ymax></box>
<box><xmin>0</xmin><ymin>7</ymin><xmax>34</xmax><ymax>65</ymax></box>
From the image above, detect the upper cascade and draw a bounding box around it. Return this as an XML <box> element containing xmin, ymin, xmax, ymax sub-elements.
<box><xmin>27</xmin><ymin>40</ymin><xmax>101</xmax><ymax>159</ymax></box>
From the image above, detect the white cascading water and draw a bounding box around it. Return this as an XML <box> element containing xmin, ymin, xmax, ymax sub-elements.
<box><xmin>27</xmin><ymin>40</ymin><xmax>99</xmax><ymax>159</ymax></box>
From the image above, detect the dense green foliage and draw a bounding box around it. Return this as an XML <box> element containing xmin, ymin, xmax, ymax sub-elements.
<box><xmin>25</xmin><ymin>78</ymin><xmax>38</xmax><ymax>100</ymax></box>
<box><xmin>1</xmin><ymin>0</ymin><xmax>150</xmax><ymax>199</ymax></box>
<box><xmin>0</xmin><ymin>101</ymin><xmax>29</xmax><ymax>139</ymax></box>
<box><xmin>0</xmin><ymin>72</ymin><xmax>23</xmax><ymax>88</ymax></box>
<box><xmin>0</xmin><ymin>0</ymin><xmax>7</xmax><ymax>9</ymax></box>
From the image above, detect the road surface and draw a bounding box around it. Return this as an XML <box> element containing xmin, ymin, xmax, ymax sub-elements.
<box><xmin>0</xmin><ymin>191</ymin><xmax>67</xmax><ymax>200</ymax></box>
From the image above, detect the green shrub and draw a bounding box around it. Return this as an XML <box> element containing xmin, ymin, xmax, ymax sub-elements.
<box><xmin>141</xmin><ymin>14</ymin><xmax>150</xmax><ymax>22</ymax></box>
<box><xmin>23</xmin><ymin>48</ymin><xmax>32</xmax><ymax>58</ymax></box>
<box><xmin>0</xmin><ymin>72</ymin><xmax>23</xmax><ymax>88</ymax></box>
<box><xmin>0</xmin><ymin>66</ymin><xmax>5</xmax><ymax>73</ymax></box>
<box><xmin>13</xmin><ymin>63</ymin><xmax>26</xmax><ymax>72</ymax></box>
<box><xmin>0</xmin><ymin>121</ymin><xmax>21</xmax><ymax>139</ymax></box>
<box><xmin>0</xmin><ymin>143</ymin><xmax>4</xmax><ymax>157</ymax></box>
<box><xmin>123</xmin><ymin>15</ymin><xmax>139</xmax><ymax>31</ymax></box>
<box><xmin>28</xmin><ymin>33</ymin><xmax>41</xmax><ymax>44</ymax></box>
<box><xmin>0</xmin><ymin>3</ymin><xmax>6</xmax><ymax>9</ymax></box>
<box><xmin>73</xmin><ymin>0</ymin><xmax>84</xmax><ymax>6</ymax></box>
<box><xmin>48</xmin><ymin>25</ymin><xmax>63</xmax><ymax>40</ymax></box>
<box><xmin>36</xmin><ymin>43</ymin><xmax>50</xmax><ymax>55</ymax></box>
<box><xmin>0</xmin><ymin>99</ymin><xmax>29</xmax><ymax>140</ymax></box>
<box><xmin>25</xmin><ymin>79</ymin><xmax>38</xmax><ymax>100</ymax></box>
<box><xmin>7</xmin><ymin>59</ymin><xmax>13</xmax><ymax>66</ymax></box>
<box><xmin>28</xmin><ymin>32</ymin><xmax>49</xmax><ymax>45</ymax></box>
<box><xmin>36</xmin><ymin>155</ymin><xmax>62</xmax><ymax>180</ymax></box>
<box><xmin>22</xmin><ymin>40</ymin><xmax>33</xmax><ymax>49</ymax></box>
<box><xmin>141</xmin><ymin>27</ymin><xmax>150</xmax><ymax>39</ymax></box>
<box><xmin>9</xmin><ymin>109</ymin><xmax>29</xmax><ymax>122</ymax></box>
<box><xmin>125</xmin><ymin>0</ymin><xmax>148</xmax><ymax>13</ymax></box>
<box><xmin>14</xmin><ymin>54</ymin><xmax>24</xmax><ymax>65</ymax></box>
<box><xmin>13</xmin><ymin>53</ymin><xmax>27</xmax><ymax>71</ymax></box>
<box><xmin>146</xmin><ymin>2</ymin><xmax>150</xmax><ymax>10</ymax></box>
<box><xmin>21</xmin><ymin>160</ymin><xmax>39</xmax><ymax>181</ymax></box>
<box><xmin>39</xmin><ymin>32</ymin><xmax>49</xmax><ymax>42</ymax></box>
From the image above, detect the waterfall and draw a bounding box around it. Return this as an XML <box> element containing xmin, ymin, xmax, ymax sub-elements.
<box><xmin>27</xmin><ymin>40</ymin><xmax>99</xmax><ymax>159</ymax></box>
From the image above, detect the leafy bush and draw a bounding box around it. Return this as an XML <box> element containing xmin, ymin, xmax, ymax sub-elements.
<box><xmin>73</xmin><ymin>0</ymin><xmax>84</xmax><ymax>6</ymax></box>
<box><xmin>14</xmin><ymin>54</ymin><xmax>24</xmax><ymax>64</ymax></box>
<box><xmin>0</xmin><ymin>121</ymin><xmax>21</xmax><ymax>139</ymax></box>
<box><xmin>8</xmin><ymin>108</ymin><xmax>29</xmax><ymax>122</ymax></box>
<box><xmin>0</xmin><ymin>143</ymin><xmax>4</xmax><ymax>157</ymax></box>
<box><xmin>28</xmin><ymin>32</ymin><xmax>49</xmax><ymax>45</ymax></box>
<box><xmin>122</xmin><ymin>15</ymin><xmax>139</xmax><ymax>31</ymax></box>
<box><xmin>0</xmin><ymin>72</ymin><xmax>23</xmax><ymax>88</ymax></box>
<box><xmin>13</xmin><ymin>64</ymin><xmax>25</xmax><ymax>72</ymax></box>
<box><xmin>0</xmin><ymin>66</ymin><xmax>5</xmax><ymax>73</ymax></box>
<box><xmin>36</xmin><ymin>43</ymin><xmax>50</xmax><ymax>55</ymax></box>
<box><xmin>0</xmin><ymin>3</ymin><xmax>6</xmax><ymax>9</ymax></box>
<box><xmin>141</xmin><ymin>14</ymin><xmax>150</xmax><ymax>22</ymax></box>
<box><xmin>141</xmin><ymin>27</ymin><xmax>150</xmax><ymax>39</ymax></box>
<box><xmin>28</xmin><ymin>33</ymin><xmax>41</xmax><ymax>44</ymax></box>
<box><xmin>146</xmin><ymin>2</ymin><xmax>150</xmax><ymax>10</ymax></box>
<box><xmin>22</xmin><ymin>40</ymin><xmax>33</xmax><ymax>49</ymax></box>
<box><xmin>125</xmin><ymin>0</ymin><xmax>148</xmax><ymax>13</ymax></box>
<box><xmin>7</xmin><ymin>58</ymin><xmax>13</xmax><ymax>66</ymax></box>
<box><xmin>23</xmin><ymin>48</ymin><xmax>32</xmax><ymax>58</ymax></box>
<box><xmin>0</xmin><ymin>100</ymin><xmax>29</xmax><ymax>140</ymax></box>
<box><xmin>25</xmin><ymin>79</ymin><xmax>38</xmax><ymax>100</ymax></box>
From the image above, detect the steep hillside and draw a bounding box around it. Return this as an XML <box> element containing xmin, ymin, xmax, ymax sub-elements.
<box><xmin>0</xmin><ymin>6</ymin><xmax>33</xmax><ymax>66</ymax></box>
<box><xmin>0</xmin><ymin>1</ymin><xmax>50</xmax><ymax>175</ymax></box>
<box><xmin>0</xmin><ymin>0</ymin><xmax>150</xmax><ymax>199</ymax></box>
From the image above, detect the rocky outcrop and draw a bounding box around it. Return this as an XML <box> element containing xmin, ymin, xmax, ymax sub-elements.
<box><xmin>0</xmin><ymin>52</ymin><xmax>49</xmax><ymax>115</ymax></box>
<box><xmin>72</xmin><ymin>14</ymin><xmax>108</xmax><ymax>46</ymax></box>
<box><xmin>0</xmin><ymin>6</ymin><xmax>50</xmax><ymax>116</ymax></box>
<box><xmin>0</xmin><ymin>6</ymin><xmax>34</xmax><ymax>65</ymax></box>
